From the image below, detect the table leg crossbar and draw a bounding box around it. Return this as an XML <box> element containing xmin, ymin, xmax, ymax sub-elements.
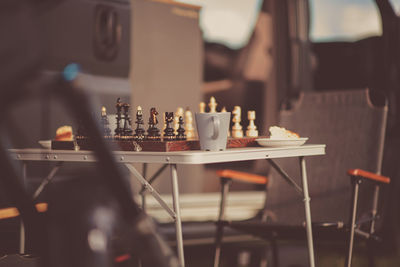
<box><xmin>125</xmin><ymin>164</ymin><xmax>176</xmax><ymax>220</ymax></box>
<box><xmin>267</xmin><ymin>159</ymin><xmax>303</xmax><ymax>195</ymax></box>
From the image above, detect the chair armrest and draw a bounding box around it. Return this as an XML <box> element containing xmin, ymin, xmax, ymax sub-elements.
<box><xmin>216</xmin><ymin>169</ymin><xmax>268</xmax><ymax>185</ymax></box>
<box><xmin>347</xmin><ymin>169</ymin><xmax>390</xmax><ymax>184</ymax></box>
<box><xmin>0</xmin><ymin>203</ymin><xmax>48</xmax><ymax>220</ymax></box>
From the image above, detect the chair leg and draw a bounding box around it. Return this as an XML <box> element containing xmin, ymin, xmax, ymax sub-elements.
<box><xmin>345</xmin><ymin>177</ymin><xmax>361</xmax><ymax>267</ymax></box>
<box><xmin>214</xmin><ymin>177</ymin><xmax>231</xmax><ymax>267</ymax></box>
<box><xmin>271</xmin><ymin>235</ymin><xmax>280</xmax><ymax>267</ymax></box>
<box><xmin>367</xmin><ymin>239</ymin><xmax>375</xmax><ymax>267</ymax></box>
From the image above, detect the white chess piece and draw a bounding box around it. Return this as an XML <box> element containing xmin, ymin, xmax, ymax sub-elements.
<box><xmin>231</xmin><ymin>106</ymin><xmax>243</xmax><ymax>138</ymax></box>
<box><xmin>221</xmin><ymin>107</ymin><xmax>230</xmax><ymax>137</ymax></box>
<box><xmin>199</xmin><ymin>102</ymin><xmax>206</xmax><ymax>113</ymax></box>
<box><xmin>174</xmin><ymin>107</ymin><xmax>184</xmax><ymax>134</ymax></box>
<box><xmin>185</xmin><ymin>109</ymin><xmax>196</xmax><ymax>139</ymax></box>
<box><xmin>246</xmin><ymin>110</ymin><xmax>258</xmax><ymax>137</ymax></box>
<box><xmin>208</xmin><ymin>96</ymin><xmax>217</xmax><ymax>113</ymax></box>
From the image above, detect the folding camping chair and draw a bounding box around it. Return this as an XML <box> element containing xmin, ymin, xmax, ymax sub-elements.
<box><xmin>214</xmin><ymin>88</ymin><xmax>390</xmax><ymax>267</ymax></box>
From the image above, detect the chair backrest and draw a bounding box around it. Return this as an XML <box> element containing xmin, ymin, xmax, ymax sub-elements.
<box><xmin>265</xmin><ymin>89</ymin><xmax>388</xmax><ymax>224</ymax></box>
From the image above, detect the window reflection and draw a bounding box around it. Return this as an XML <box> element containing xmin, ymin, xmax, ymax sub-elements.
<box><xmin>310</xmin><ymin>0</ymin><xmax>383</xmax><ymax>42</ymax></box>
<box><xmin>176</xmin><ymin>0</ymin><xmax>263</xmax><ymax>49</ymax></box>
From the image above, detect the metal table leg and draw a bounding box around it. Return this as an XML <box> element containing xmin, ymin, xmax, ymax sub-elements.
<box><xmin>299</xmin><ymin>156</ymin><xmax>315</xmax><ymax>267</ymax></box>
<box><xmin>141</xmin><ymin>163</ymin><xmax>148</xmax><ymax>211</ymax></box>
<box><xmin>19</xmin><ymin>162</ymin><xmax>27</xmax><ymax>255</ymax></box>
<box><xmin>170</xmin><ymin>164</ymin><xmax>185</xmax><ymax>267</ymax></box>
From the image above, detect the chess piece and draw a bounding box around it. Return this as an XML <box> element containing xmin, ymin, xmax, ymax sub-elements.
<box><xmin>246</xmin><ymin>110</ymin><xmax>258</xmax><ymax>137</ymax></box>
<box><xmin>115</xmin><ymin>98</ymin><xmax>124</xmax><ymax>137</ymax></box>
<box><xmin>185</xmin><ymin>108</ymin><xmax>196</xmax><ymax>139</ymax></box>
<box><xmin>147</xmin><ymin>107</ymin><xmax>161</xmax><ymax>140</ymax></box>
<box><xmin>208</xmin><ymin>96</ymin><xmax>217</xmax><ymax>113</ymax></box>
<box><xmin>163</xmin><ymin>112</ymin><xmax>176</xmax><ymax>140</ymax></box>
<box><xmin>174</xmin><ymin>107</ymin><xmax>184</xmax><ymax>134</ymax></box>
<box><xmin>221</xmin><ymin>107</ymin><xmax>230</xmax><ymax>137</ymax></box>
<box><xmin>100</xmin><ymin>106</ymin><xmax>112</xmax><ymax>137</ymax></box>
<box><xmin>134</xmin><ymin>106</ymin><xmax>146</xmax><ymax>141</ymax></box>
<box><xmin>122</xmin><ymin>103</ymin><xmax>133</xmax><ymax>138</ymax></box>
<box><xmin>176</xmin><ymin>116</ymin><xmax>186</xmax><ymax>141</ymax></box>
<box><xmin>199</xmin><ymin>102</ymin><xmax>206</xmax><ymax>113</ymax></box>
<box><xmin>231</xmin><ymin>106</ymin><xmax>243</xmax><ymax>138</ymax></box>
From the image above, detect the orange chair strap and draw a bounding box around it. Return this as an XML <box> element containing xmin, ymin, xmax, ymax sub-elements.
<box><xmin>0</xmin><ymin>203</ymin><xmax>48</xmax><ymax>220</ymax></box>
<box><xmin>216</xmin><ymin>169</ymin><xmax>268</xmax><ymax>184</ymax></box>
<box><xmin>348</xmin><ymin>169</ymin><xmax>390</xmax><ymax>184</ymax></box>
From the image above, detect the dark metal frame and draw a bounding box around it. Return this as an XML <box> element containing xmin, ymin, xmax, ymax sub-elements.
<box><xmin>0</xmin><ymin>72</ymin><xmax>178</xmax><ymax>266</ymax></box>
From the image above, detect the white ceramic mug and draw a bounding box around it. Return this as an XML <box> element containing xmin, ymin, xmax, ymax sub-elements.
<box><xmin>195</xmin><ymin>112</ymin><xmax>231</xmax><ymax>151</ymax></box>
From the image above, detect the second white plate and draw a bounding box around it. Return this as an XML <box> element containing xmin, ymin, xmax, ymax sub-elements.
<box><xmin>38</xmin><ymin>140</ymin><xmax>52</xmax><ymax>149</ymax></box>
<box><xmin>256</xmin><ymin>138</ymin><xmax>308</xmax><ymax>147</ymax></box>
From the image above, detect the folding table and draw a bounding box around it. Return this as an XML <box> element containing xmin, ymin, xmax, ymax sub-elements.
<box><xmin>9</xmin><ymin>144</ymin><xmax>325</xmax><ymax>267</ymax></box>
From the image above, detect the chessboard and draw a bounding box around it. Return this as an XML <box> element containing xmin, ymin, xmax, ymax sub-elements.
<box><xmin>51</xmin><ymin>137</ymin><xmax>260</xmax><ymax>152</ymax></box>
<box><xmin>52</xmin><ymin>97</ymin><xmax>263</xmax><ymax>152</ymax></box>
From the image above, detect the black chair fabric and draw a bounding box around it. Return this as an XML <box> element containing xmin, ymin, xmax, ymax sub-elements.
<box><xmin>263</xmin><ymin>88</ymin><xmax>387</xmax><ymax>226</ymax></box>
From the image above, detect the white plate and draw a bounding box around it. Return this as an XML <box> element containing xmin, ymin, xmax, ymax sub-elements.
<box><xmin>38</xmin><ymin>140</ymin><xmax>52</xmax><ymax>149</ymax></box>
<box><xmin>256</xmin><ymin>138</ymin><xmax>308</xmax><ymax>147</ymax></box>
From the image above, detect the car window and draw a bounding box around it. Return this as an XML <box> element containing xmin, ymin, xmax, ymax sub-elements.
<box><xmin>310</xmin><ymin>0</ymin><xmax>383</xmax><ymax>42</ymax></box>
<box><xmin>176</xmin><ymin>0</ymin><xmax>263</xmax><ymax>49</ymax></box>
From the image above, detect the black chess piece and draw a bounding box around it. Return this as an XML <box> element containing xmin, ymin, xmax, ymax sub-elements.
<box><xmin>115</xmin><ymin>98</ymin><xmax>124</xmax><ymax>138</ymax></box>
<box><xmin>134</xmin><ymin>106</ymin><xmax>146</xmax><ymax>141</ymax></box>
<box><xmin>122</xmin><ymin>103</ymin><xmax>133</xmax><ymax>138</ymax></box>
<box><xmin>100</xmin><ymin>106</ymin><xmax>112</xmax><ymax>138</ymax></box>
<box><xmin>176</xmin><ymin>116</ymin><xmax>186</xmax><ymax>141</ymax></box>
<box><xmin>147</xmin><ymin>107</ymin><xmax>161</xmax><ymax>141</ymax></box>
<box><xmin>163</xmin><ymin>112</ymin><xmax>175</xmax><ymax>140</ymax></box>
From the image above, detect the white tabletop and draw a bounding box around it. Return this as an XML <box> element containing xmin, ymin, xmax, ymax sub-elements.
<box><xmin>9</xmin><ymin>144</ymin><xmax>326</xmax><ymax>164</ymax></box>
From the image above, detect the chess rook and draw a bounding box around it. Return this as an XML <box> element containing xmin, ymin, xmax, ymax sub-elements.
<box><xmin>246</xmin><ymin>110</ymin><xmax>258</xmax><ymax>137</ymax></box>
<box><xmin>163</xmin><ymin>112</ymin><xmax>176</xmax><ymax>140</ymax></box>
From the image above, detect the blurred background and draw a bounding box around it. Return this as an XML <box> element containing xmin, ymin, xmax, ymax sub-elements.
<box><xmin>1</xmin><ymin>0</ymin><xmax>400</xmax><ymax>266</ymax></box>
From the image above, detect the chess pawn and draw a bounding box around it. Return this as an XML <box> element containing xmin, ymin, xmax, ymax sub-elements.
<box><xmin>185</xmin><ymin>109</ymin><xmax>196</xmax><ymax>139</ymax></box>
<box><xmin>246</xmin><ymin>110</ymin><xmax>258</xmax><ymax>137</ymax></box>
<box><xmin>176</xmin><ymin>116</ymin><xmax>187</xmax><ymax>141</ymax></box>
<box><xmin>231</xmin><ymin>106</ymin><xmax>243</xmax><ymax>138</ymax></box>
<box><xmin>221</xmin><ymin>107</ymin><xmax>231</xmax><ymax>137</ymax></box>
<box><xmin>199</xmin><ymin>102</ymin><xmax>206</xmax><ymax>113</ymax></box>
<box><xmin>174</xmin><ymin>107</ymin><xmax>184</xmax><ymax>134</ymax></box>
<box><xmin>208</xmin><ymin>96</ymin><xmax>218</xmax><ymax>113</ymax></box>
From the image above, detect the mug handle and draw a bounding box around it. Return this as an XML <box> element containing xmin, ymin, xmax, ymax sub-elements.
<box><xmin>211</xmin><ymin>116</ymin><xmax>220</xmax><ymax>140</ymax></box>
